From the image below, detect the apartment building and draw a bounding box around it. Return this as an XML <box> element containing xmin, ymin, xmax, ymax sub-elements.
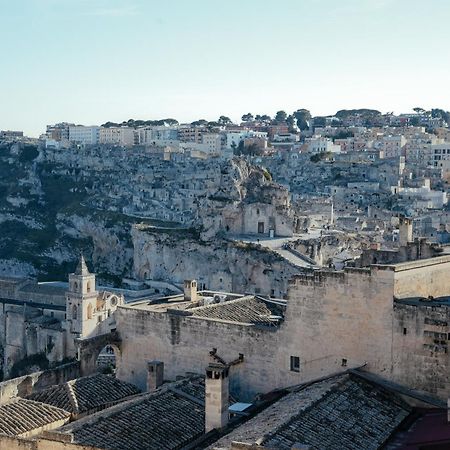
<box><xmin>68</xmin><ymin>126</ymin><xmax>100</xmax><ymax>145</ymax></box>
<box><xmin>99</xmin><ymin>127</ymin><xmax>135</xmax><ymax>146</ymax></box>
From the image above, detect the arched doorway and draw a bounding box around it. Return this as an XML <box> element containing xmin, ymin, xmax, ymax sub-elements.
<box><xmin>76</xmin><ymin>331</ymin><xmax>121</xmax><ymax>376</ymax></box>
<box><xmin>96</xmin><ymin>344</ymin><xmax>119</xmax><ymax>374</ymax></box>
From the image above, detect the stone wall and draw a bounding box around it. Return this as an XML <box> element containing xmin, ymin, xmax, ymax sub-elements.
<box><xmin>393</xmin><ymin>302</ymin><xmax>450</xmax><ymax>398</ymax></box>
<box><xmin>116</xmin><ymin>307</ymin><xmax>278</xmax><ymax>400</ymax></box>
<box><xmin>0</xmin><ymin>362</ymin><xmax>79</xmax><ymax>404</ymax></box>
<box><xmin>116</xmin><ymin>256</ymin><xmax>450</xmax><ymax>401</ymax></box>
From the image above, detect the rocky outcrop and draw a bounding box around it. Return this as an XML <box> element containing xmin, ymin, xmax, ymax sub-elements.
<box><xmin>132</xmin><ymin>225</ymin><xmax>299</xmax><ymax>298</ymax></box>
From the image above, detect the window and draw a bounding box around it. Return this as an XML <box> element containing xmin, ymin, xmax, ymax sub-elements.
<box><xmin>342</xmin><ymin>358</ymin><xmax>347</xmax><ymax>367</ymax></box>
<box><xmin>403</xmin><ymin>328</ymin><xmax>407</xmax><ymax>335</ymax></box>
<box><xmin>290</xmin><ymin>356</ymin><xmax>300</xmax><ymax>372</ymax></box>
<box><xmin>72</xmin><ymin>304</ymin><xmax>78</xmax><ymax>320</ymax></box>
<box><xmin>87</xmin><ymin>303</ymin><xmax>93</xmax><ymax>320</ymax></box>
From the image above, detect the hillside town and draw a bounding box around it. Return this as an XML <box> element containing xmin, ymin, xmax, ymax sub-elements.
<box><xmin>0</xmin><ymin>106</ymin><xmax>449</xmax><ymax>449</ymax></box>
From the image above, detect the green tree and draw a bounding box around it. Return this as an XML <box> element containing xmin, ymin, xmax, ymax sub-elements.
<box><xmin>293</xmin><ymin>109</ymin><xmax>311</xmax><ymax>130</ymax></box>
<box><xmin>218</xmin><ymin>116</ymin><xmax>233</xmax><ymax>125</ymax></box>
<box><xmin>274</xmin><ymin>110</ymin><xmax>287</xmax><ymax>123</ymax></box>
<box><xmin>241</xmin><ymin>113</ymin><xmax>254</xmax><ymax>122</ymax></box>
<box><xmin>191</xmin><ymin>119</ymin><xmax>208</xmax><ymax>126</ymax></box>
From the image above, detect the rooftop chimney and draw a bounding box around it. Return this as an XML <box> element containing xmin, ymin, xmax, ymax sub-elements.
<box><xmin>184</xmin><ymin>279</ymin><xmax>198</xmax><ymax>302</ymax></box>
<box><xmin>205</xmin><ymin>364</ymin><xmax>229</xmax><ymax>432</ymax></box>
<box><xmin>147</xmin><ymin>360</ymin><xmax>164</xmax><ymax>392</ymax></box>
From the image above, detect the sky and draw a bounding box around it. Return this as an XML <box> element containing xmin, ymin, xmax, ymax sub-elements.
<box><xmin>0</xmin><ymin>0</ymin><xmax>449</xmax><ymax>137</ymax></box>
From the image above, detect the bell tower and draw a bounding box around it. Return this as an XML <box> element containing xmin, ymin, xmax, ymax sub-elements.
<box><xmin>66</xmin><ymin>254</ymin><xmax>98</xmax><ymax>338</ymax></box>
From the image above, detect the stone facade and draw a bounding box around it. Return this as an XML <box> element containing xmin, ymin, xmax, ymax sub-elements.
<box><xmin>0</xmin><ymin>256</ymin><xmax>123</xmax><ymax>378</ymax></box>
<box><xmin>115</xmin><ymin>256</ymin><xmax>450</xmax><ymax>401</ymax></box>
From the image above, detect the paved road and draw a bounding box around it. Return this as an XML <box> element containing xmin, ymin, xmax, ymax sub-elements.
<box><xmin>232</xmin><ymin>230</ymin><xmax>322</xmax><ymax>269</ymax></box>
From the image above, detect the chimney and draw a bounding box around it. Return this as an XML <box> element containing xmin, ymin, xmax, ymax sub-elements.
<box><xmin>147</xmin><ymin>361</ymin><xmax>164</xmax><ymax>391</ymax></box>
<box><xmin>205</xmin><ymin>364</ymin><xmax>229</xmax><ymax>432</ymax></box>
<box><xmin>184</xmin><ymin>280</ymin><xmax>198</xmax><ymax>302</ymax></box>
<box><xmin>399</xmin><ymin>216</ymin><xmax>413</xmax><ymax>247</ymax></box>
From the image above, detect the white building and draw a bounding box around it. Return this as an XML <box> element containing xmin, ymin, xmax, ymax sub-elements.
<box><xmin>99</xmin><ymin>127</ymin><xmax>135</xmax><ymax>146</ymax></box>
<box><xmin>226</xmin><ymin>130</ymin><xmax>268</xmax><ymax>149</ymax></box>
<box><xmin>69</xmin><ymin>126</ymin><xmax>100</xmax><ymax>145</ymax></box>
<box><xmin>137</xmin><ymin>126</ymin><xmax>179</xmax><ymax>146</ymax></box>
<box><xmin>392</xmin><ymin>181</ymin><xmax>447</xmax><ymax>209</ymax></box>
<box><xmin>201</xmin><ymin>133</ymin><xmax>222</xmax><ymax>154</ymax></box>
<box><xmin>305</xmin><ymin>137</ymin><xmax>341</xmax><ymax>154</ymax></box>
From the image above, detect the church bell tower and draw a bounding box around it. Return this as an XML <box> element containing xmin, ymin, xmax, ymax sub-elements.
<box><xmin>66</xmin><ymin>254</ymin><xmax>98</xmax><ymax>337</ymax></box>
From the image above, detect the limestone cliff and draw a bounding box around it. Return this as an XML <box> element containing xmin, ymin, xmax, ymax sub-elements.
<box><xmin>132</xmin><ymin>225</ymin><xmax>298</xmax><ymax>297</ymax></box>
<box><xmin>0</xmin><ymin>141</ymin><xmax>298</xmax><ymax>290</ymax></box>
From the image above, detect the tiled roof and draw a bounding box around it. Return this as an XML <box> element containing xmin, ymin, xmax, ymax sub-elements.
<box><xmin>27</xmin><ymin>374</ymin><xmax>140</xmax><ymax>415</ymax></box>
<box><xmin>189</xmin><ymin>296</ymin><xmax>284</xmax><ymax>326</ymax></box>
<box><xmin>262</xmin><ymin>374</ymin><xmax>411</xmax><ymax>450</ymax></box>
<box><xmin>211</xmin><ymin>374</ymin><xmax>411</xmax><ymax>450</ymax></box>
<box><xmin>0</xmin><ymin>398</ymin><xmax>70</xmax><ymax>436</ymax></box>
<box><xmin>56</xmin><ymin>375</ymin><xmax>205</xmax><ymax>450</ymax></box>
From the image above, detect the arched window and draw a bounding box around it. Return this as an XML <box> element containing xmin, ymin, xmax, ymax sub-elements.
<box><xmin>87</xmin><ymin>303</ymin><xmax>93</xmax><ymax>320</ymax></box>
<box><xmin>72</xmin><ymin>304</ymin><xmax>78</xmax><ymax>320</ymax></box>
<box><xmin>73</xmin><ymin>282</ymin><xmax>78</xmax><ymax>291</ymax></box>
<box><xmin>87</xmin><ymin>281</ymin><xmax>91</xmax><ymax>293</ymax></box>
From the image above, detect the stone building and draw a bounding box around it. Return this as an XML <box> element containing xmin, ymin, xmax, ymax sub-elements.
<box><xmin>113</xmin><ymin>255</ymin><xmax>450</xmax><ymax>401</ymax></box>
<box><xmin>0</xmin><ymin>255</ymin><xmax>123</xmax><ymax>378</ymax></box>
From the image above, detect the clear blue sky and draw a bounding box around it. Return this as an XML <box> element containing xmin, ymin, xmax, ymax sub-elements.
<box><xmin>1</xmin><ymin>0</ymin><xmax>449</xmax><ymax>136</ymax></box>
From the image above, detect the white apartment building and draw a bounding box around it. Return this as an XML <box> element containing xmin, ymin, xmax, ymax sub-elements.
<box><xmin>137</xmin><ymin>126</ymin><xmax>178</xmax><ymax>145</ymax></box>
<box><xmin>99</xmin><ymin>127</ymin><xmax>135</xmax><ymax>146</ymax></box>
<box><xmin>305</xmin><ymin>137</ymin><xmax>341</xmax><ymax>154</ymax></box>
<box><xmin>69</xmin><ymin>126</ymin><xmax>100</xmax><ymax>145</ymax></box>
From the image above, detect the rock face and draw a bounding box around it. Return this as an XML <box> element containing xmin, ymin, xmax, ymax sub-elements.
<box><xmin>0</xmin><ymin>141</ymin><xmax>298</xmax><ymax>290</ymax></box>
<box><xmin>132</xmin><ymin>226</ymin><xmax>298</xmax><ymax>297</ymax></box>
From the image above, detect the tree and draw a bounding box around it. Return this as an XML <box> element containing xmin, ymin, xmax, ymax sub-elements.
<box><xmin>241</xmin><ymin>113</ymin><xmax>254</xmax><ymax>122</ymax></box>
<box><xmin>286</xmin><ymin>115</ymin><xmax>296</xmax><ymax>132</ymax></box>
<box><xmin>409</xmin><ymin>117</ymin><xmax>420</xmax><ymax>126</ymax></box>
<box><xmin>274</xmin><ymin>110</ymin><xmax>287</xmax><ymax>123</ymax></box>
<box><xmin>293</xmin><ymin>109</ymin><xmax>311</xmax><ymax>130</ymax></box>
<box><xmin>413</xmin><ymin>107</ymin><xmax>426</xmax><ymax>115</ymax></box>
<box><xmin>260</xmin><ymin>114</ymin><xmax>271</xmax><ymax>123</ymax></box>
<box><xmin>164</xmin><ymin>118</ymin><xmax>179</xmax><ymax>126</ymax></box>
<box><xmin>191</xmin><ymin>119</ymin><xmax>208</xmax><ymax>126</ymax></box>
<box><xmin>218</xmin><ymin>116</ymin><xmax>233</xmax><ymax>125</ymax></box>
<box><xmin>431</xmin><ymin>108</ymin><xmax>450</xmax><ymax>123</ymax></box>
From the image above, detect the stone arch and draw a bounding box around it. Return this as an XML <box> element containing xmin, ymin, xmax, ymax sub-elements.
<box><xmin>96</xmin><ymin>344</ymin><xmax>120</xmax><ymax>374</ymax></box>
<box><xmin>76</xmin><ymin>332</ymin><xmax>121</xmax><ymax>376</ymax></box>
